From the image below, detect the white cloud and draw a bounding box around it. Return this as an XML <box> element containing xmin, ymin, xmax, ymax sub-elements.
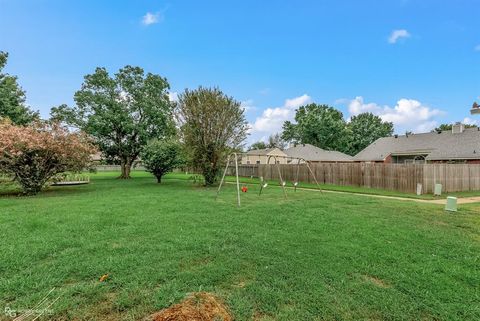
<box><xmin>463</xmin><ymin>117</ymin><xmax>478</xmax><ymax>126</ymax></box>
<box><xmin>347</xmin><ymin>96</ymin><xmax>444</xmax><ymax>133</ymax></box>
<box><xmin>474</xmin><ymin>44</ymin><xmax>480</xmax><ymax>51</ymax></box>
<box><xmin>388</xmin><ymin>29</ymin><xmax>410</xmax><ymax>44</ymax></box>
<box><xmin>250</xmin><ymin>94</ymin><xmax>311</xmax><ymax>136</ymax></box>
<box><xmin>241</xmin><ymin>99</ymin><xmax>256</xmax><ymax>112</ymax></box>
<box><xmin>142</xmin><ymin>12</ymin><xmax>163</xmax><ymax>25</ymax></box>
<box><xmin>284</xmin><ymin>94</ymin><xmax>311</xmax><ymax>108</ymax></box>
<box><xmin>168</xmin><ymin>91</ymin><xmax>179</xmax><ymax>102</ymax></box>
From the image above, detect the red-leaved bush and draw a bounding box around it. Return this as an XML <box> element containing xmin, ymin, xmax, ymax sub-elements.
<box><xmin>0</xmin><ymin>120</ymin><xmax>96</xmax><ymax>195</ymax></box>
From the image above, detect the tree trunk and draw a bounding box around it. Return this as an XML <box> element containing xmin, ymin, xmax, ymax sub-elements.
<box><xmin>155</xmin><ymin>170</ymin><xmax>164</xmax><ymax>183</ymax></box>
<box><xmin>119</xmin><ymin>158</ymin><xmax>132</xmax><ymax>179</ymax></box>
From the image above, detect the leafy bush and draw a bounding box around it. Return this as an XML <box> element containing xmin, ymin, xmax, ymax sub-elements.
<box><xmin>0</xmin><ymin>120</ymin><xmax>96</xmax><ymax>195</ymax></box>
<box><xmin>140</xmin><ymin>139</ymin><xmax>185</xmax><ymax>183</ymax></box>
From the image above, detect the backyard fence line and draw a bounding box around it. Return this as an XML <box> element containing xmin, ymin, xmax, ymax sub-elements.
<box><xmin>94</xmin><ymin>165</ymin><xmax>146</xmax><ymax>171</ymax></box>
<box><xmin>226</xmin><ymin>163</ymin><xmax>480</xmax><ymax>194</ymax></box>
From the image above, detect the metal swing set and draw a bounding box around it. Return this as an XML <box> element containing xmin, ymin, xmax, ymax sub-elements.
<box><xmin>216</xmin><ymin>152</ymin><xmax>322</xmax><ymax>206</ymax></box>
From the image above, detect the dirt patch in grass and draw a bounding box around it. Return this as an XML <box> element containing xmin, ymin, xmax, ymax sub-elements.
<box><xmin>362</xmin><ymin>275</ymin><xmax>391</xmax><ymax>288</ymax></box>
<box><xmin>179</xmin><ymin>256</ymin><xmax>213</xmax><ymax>271</ymax></box>
<box><xmin>253</xmin><ymin>311</ymin><xmax>276</xmax><ymax>321</ymax></box>
<box><xmin>142</xmin><ymin>292</ymin><xmax>232</xmax><ymax>321</ymax></box>
<box><xmin>233</xmin><ymin>281</ymin><xmax>246</xmax><ymax>288</ymax></box>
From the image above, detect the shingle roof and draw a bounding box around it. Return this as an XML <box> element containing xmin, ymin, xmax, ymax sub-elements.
<box><xmin>246</xmin><ymin>148</ymin><xmax>278</xmax><ymax>156</ymax></box>
<box><xmin>353</xmin><ymin>127</ymin><xmax>480</xmax><ymax>161</ymax></box>
<box><xmin>284</xmin><ymin>144</ymin><xmax>354</xmax><ymax>162</ymax></box>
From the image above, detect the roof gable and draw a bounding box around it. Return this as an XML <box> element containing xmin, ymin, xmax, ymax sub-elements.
<box><xmin>354</xmin><ymin>127</ymin><xmax>480</xmax><ymax>161</ymax></box>
<box><xmin>246</xmin><ymin>148</ymin><xmax>287</xmax><ymax>156</ymax></box>
<box><xmin>285</xmin><ymin>144</ymin><xmax>353</xmax><ymax>162</ymax></box>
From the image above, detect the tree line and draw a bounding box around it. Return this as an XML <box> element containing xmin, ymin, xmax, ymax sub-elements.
<box><xmin>249</xmin><ymin>105</ymin><xmax>396</xmax><ymax>156</ymax></box>
<box><xmin>0</xmin><ymin>51</ymin><xmax>248</xmax><ymax>193</ymax></box>
<box><xmin>247</xmin><ymin>105</ymin><xmax>395</xmax><ymax>156</ymax></box>
<box><xmin>1</xmin><ymin>51</ymin><xmax>476</xmax><ymax>194</ymax></box>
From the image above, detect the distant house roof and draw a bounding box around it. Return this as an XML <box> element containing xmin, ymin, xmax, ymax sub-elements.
<box><xmin>284</xmin><ymin>144</ymin><xmax>354</xmax><ymax>162</ymax></box>
<box><xmin>354</xmin><ymin>127</ymin><xmax>480</xmax><ymax>161</ymax></box>
<box><xmin>91</xmin><ymin>152</ymin><xmax>102</xmax><ymax>161</ymax></box>
<box><xmin>246</xmin><ymin>148</ymin><xmax>286</xmax><ymax>156</ymax></box>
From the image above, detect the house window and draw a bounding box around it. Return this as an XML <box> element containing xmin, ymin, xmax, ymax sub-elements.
<box><xmin>276</xmin><ymin>161</ymin><xmax>280</xmax><ymax>164</ymax></box>
<box><xmin>247</xmin><ymin>161</ymin><xmax>250</xmax><ymax>164</ymax></box>
<box><xmin>256</xmin><ymin>161</ymin><xmax>260</xmax><ymax>164</ymax></box>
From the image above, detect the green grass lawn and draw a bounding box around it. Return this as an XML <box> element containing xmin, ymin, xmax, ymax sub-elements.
<box><xmin>1</xmin><ymin>172</ymin><xmax>479</xmax><ymax>320</ymax></box>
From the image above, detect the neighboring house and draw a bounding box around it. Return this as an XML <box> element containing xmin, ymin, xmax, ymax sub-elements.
<box><xmin>284</xmin><ymin>143</ymin><xmax>354</xmax><ymax>163</ymax></box>
<box><xmin>241</xmin><ymin>148</ymin><xmax>288</xmax><ymax>164</ymax></box>
<box><xmin>91</xmin><ymin>152</ymin><xmax>103</xmax><ymax>164</ymax></box>
<box><xmin>90</xmin><ymin>152</ymin><xmax>143</xmax><ymax>166</ymax></box>
<box><xmin>354</xmin><ymin>123</ymin><xmax>480</xmax><ymax>164</ymax></box>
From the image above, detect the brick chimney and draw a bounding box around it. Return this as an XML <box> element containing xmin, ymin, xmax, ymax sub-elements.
<box><xmin>452</xmin><ymin>122</ymin><xmax>465</xmax><ymax>134</ymax></box>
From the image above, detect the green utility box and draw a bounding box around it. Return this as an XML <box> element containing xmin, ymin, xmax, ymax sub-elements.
<box><xmin>445</xmin><ymin>196</ymin><xmax>458</xmax><ymax>212</ymax></box>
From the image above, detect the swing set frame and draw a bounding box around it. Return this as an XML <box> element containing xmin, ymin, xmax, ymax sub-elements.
<box><xmin>216</xmin><ymin>152</ymin><xmax>322</xmax><ymax>206</ymax></box>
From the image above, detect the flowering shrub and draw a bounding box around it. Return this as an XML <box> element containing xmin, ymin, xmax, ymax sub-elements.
<box><xmin>0</xmin><ymin>120</ymin><xmax>96</xmax><ymax>195</ymax></box>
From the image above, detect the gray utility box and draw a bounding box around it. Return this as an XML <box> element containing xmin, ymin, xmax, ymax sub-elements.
<box><xmin>434</xmin><ymin>184</ymin><xmax>442</xmax><ymax>196</ymax></box>
<box><xmin>416</xmin><ymin>183</ymin><xmax>423</xmax><ymax>196</ymax></box>
<box><xmin>445</xmin><ymin>196</ymin><xmax>458</xmax><ymax>212</ymax></box>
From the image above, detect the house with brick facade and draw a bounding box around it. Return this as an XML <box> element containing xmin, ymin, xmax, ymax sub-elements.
<box><xmin>354</xmin><ymin>123</ymin><xmax>480</xmax><ymax>164</ymax></box>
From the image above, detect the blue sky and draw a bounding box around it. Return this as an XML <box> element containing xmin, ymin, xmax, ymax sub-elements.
<box><xmin>1</xmin><ymin>0</ymin><xmax>479</xmax><ymax>143</ymax></box>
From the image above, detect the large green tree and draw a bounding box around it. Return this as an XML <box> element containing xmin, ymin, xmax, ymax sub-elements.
<box><xmin>51</xmin><ymin>65</ymin><xmax>174</xmax><ymax>178</ymax></box>
<box><xmin>0</xmin><ymin>51</ymin><xmax>39</xmax><ymax>125</ymax></box>
<box><xmin>176</xmin><ymin>87</ymin><xmax>248</xmax><ymax>186</ymax></box>
<box><xmin>282</xmin><ymin>103</ymin><xmax>348</xmax><ymax>152</ymax></box>
<box><xmin>346</xmin><ymin>113</ymin><xmax>393</xmax><ymax>156</ymax></box>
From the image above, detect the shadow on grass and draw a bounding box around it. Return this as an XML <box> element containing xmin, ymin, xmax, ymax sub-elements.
<box><xmin>0</xmin><ymin>183</ymin><xmax>93</xmax><ymax>199</ymax></box>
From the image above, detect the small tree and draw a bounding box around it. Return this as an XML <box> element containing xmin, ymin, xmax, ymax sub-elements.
<box><xmin>267</xmin><ymin>133</ymin><xmax>287</xmax><ymax>149</ymax></box>
<box><xmin>176</xmin><ymin>87</ymin><xmax>248</xmax><ymax>186</ymax></box>
<box><xmin>249</xmin><ymin>133</ymin><xmax>286</xmax><ymax>151</ymax></box>
<box><xmin>0</xmin><ymin>121</ymin><xmax>96</xmax><ymax>195</ymax></box>
<box><xmin>249</xmin><ymin>141</ymin><xmax>267</xmax><ymax>151</ymax></box>
<box><xmin>141</xmin><ymin>139</ymin><xmax>185</xmax><ymax>183</ymax></box>
<box><xmin>0</xmin><ymin>51</ymin><xmax>39</xmax><ymax>125</ymax></box>
<box><xmin>433</xmin><ymin>123</ymin><xmax>477</xmax><ymax>132</ymax></box>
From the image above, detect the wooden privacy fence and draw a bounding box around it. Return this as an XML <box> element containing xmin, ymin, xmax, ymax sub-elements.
<box><xmin>94</xmin><ymin>165</ymin><xmax>146</xmax><ymax>171</ymax></box>
<box><xmin>226</xmin><ymin>163</ymin><xmax>480</xmax><ymax>194</ymax></box>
